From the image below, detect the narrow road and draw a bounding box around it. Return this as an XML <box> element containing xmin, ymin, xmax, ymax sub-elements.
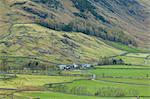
<box><xmin>93</xmin><ymin>79</ymin><xmax>150</xmax><ymax>86</ymax></box>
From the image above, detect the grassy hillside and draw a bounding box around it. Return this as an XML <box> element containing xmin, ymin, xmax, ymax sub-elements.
<box><xmin>0</xmin><ymin>74</ymin><xmax>81</xmax><ymax>88</ymax></box>
<box><xmin>0</xmin><ymin>0</ymin><xmax>149</xmax><ymax>69</ymax></box>
<box><xmin>0</xmin><ymin>0</ymin><xmax>150</xmax><ymax>48</ymax></box>
<box><xmin>105</xmin><ymin>41</ymin><xmax>148</xmax><ymax>53</ymax></box>
<box><xmin>0</xmin><ymin>23</ymin><xmax>122</xmax><ymax>65</ymax></box>
<box><xmin>0</xmin><ymin>0</ymin><xmax>150</xmax><ymax>99</ymax></box>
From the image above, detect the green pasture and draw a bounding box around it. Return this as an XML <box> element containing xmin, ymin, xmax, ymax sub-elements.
<box><xmin>116</xmin><ymin>52</ymin><xmax>150</xmax><ymax>65</ymax></box>
<box><xmin>97</xmin><ymin>78</ymin><xmax>150</xmax><ymax>85</ymax></box>
<box><xmin>15</xmin><ymin>91</ymin><xmax>150</xmax><ymax>99</ymax></box>
<box><xmin>117</xmin><ymin>56</ymin><xmax>146</xmax><ymax>65</ymax></box>
<box><xmin>125</xmin><ymin>53</ymin><xmax>150</xmax><ymax>58</ymax></box>
<box><xmin>106</xmin><ymin>42</ymin><xmax>148</xmax><ymax>53</ymax></box>
<box><xmin>0</xmin><ymin>64</ymin><xmax>150</xmax><ymax>98</ymax></box>
<box><xmin>50</xmin><ymin>79</ymin><xmax>150</xmax><ymax>96</ymax></box>
<box><xmin>88</xmin><ymin>68</ymin><xmax>150</xmax><ymax>78</ymax></box>
<box><xmin>0</xmin><ymin>75</ymin><xmax>81</xmax><ymax>88</ymax></box>
<box><xmin>95</xmin><ymin>65</ymin><xmax>150</xmax><ymax>69</ymax></box>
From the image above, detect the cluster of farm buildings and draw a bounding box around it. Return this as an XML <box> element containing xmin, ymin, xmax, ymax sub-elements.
<box><xmin>57</xmin><ymin>58</ymin><xmax>124</xmax><ymax>70</ymax></box>
<box><xmin>57</xmin><ymin>63</ymin><xmax>93</xmax><ymax>70</ymax></box>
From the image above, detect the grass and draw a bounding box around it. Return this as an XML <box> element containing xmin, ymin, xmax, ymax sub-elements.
<box><xmin>0</xmin><ymin>65</ymin><xmax>150</xmax><ymax>98</ymax></box>
<box><xmin>117</xmin><ymin>56</ymin><xmax>146</xmax><ymax>65</ymax></box>
<box><xmin>97</xmin><ymin>78</ymin><xmax>150</xmax><ymax>85</ymax></box>
<box><xmin>0</xmin><ymin>0</ymin><xmax>150</xmax><ymax>98</ymax></box>
<box><xmin>106</xmin><ymin>41</ymin><xmax>148</xmax><ymax>53</ymax></box>
<box><xmin>54</xmin><ymin>66</ymin><xmax>150</xmax><ymax>96</ymax></box>
<box><xmin>88</xmin><ymin>68</ymin><xmax>150</xmax><ymax>78</ymax></box>
<box><xmin>125</xmin><ymin>53</ymin><xmax>150</xmax><ymax>58</ymax></box>
<box><xmin>15</xmin><ymin>91</ymin><xmax>149</xmax><ymax>99</ymax></box>
<box><xmin>116</xmin><ymin>52</ymin><xmax>150</xmax><ymax>65</ymax></box>
<box><xmin>44</xmin><ymin>65</ymin><xmax>150</xmax><ymax>97</ymax></box>
<box><xmin>15</xmin><ymin>91</ymin><xmax>100</xmax><ymax>99</ymax></box>
<box><xmin>95</xmin><ymin>65</ymin><xmax>150</xmax><ymax>69</ymax></box>
<box><xmin>0</xmin><ymin>74</ymin><xmax>81</xmax><ymax>88</ymax></box>
<box><xmin>50</xmin><ymin>79</ymin><xmax>150</xmax><ymax>96</ymax></box>
<box><xmin>61</xmin><ymin>70</ymin><xmax>85</xmax><ymax>75</ymax></box>
<box><xmin>0</xmin><ymin>23</ymin><xmax>123</xmax><ymax>65</ymax></box>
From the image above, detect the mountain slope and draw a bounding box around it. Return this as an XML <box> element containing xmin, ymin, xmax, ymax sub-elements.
<box><xmin>139</xmin><ymin>0</ymin><xmax>150</xmax><ymax>48</ymax></box>
<box><xmin>0</xmin><ymin>0</ymin><xmax>149</xmax><ymax>66</ymax></box>
<box><xmin>0</xmin><ymin>23</ymin><xmax>122</xmax><ymax>65</ymax></box>
<box><xmin>1</xmin><ymin>0</ymin><xmax>150</xmax><ymax>48</ymax></box>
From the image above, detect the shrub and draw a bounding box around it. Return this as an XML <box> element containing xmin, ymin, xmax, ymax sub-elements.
<box><xmin>95</xmin><ymin>87</ymin><xmax>139</xmax><ymax>96</ymax></box>
<box><xmin>70</xmin><ymin>86</ymin><xmax>90</xmax><ymax>95</ymax></box>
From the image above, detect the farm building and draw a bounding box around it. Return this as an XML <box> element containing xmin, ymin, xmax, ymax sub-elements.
<box><xmin>80</xmin><ymin>64</ymin><xmax>93</xmax><ymax>68</ymax></box>
<box><xmin>57</xmin><ymin>65</ymin><xmax>67</xmax><ymax>70</ymax></box>
<box><xmin>57</xmin><ymin>64</ymin><xmax>93</xmax><ymax>70</ymax></box>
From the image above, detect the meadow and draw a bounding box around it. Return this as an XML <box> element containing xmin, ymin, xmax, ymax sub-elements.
<box><xmin>43</xmin><ymin>65</ymin><xmax>149</xmax><ymax>96</ymax></box>
<box><xmin>88</xmin><ymin>67</ymin><xmax>150</xmax><ymax>78</ymax></box>
<box><xmin>116</xmin><ymin>52</ymin><xmax>150</xmax><ymax>65</ymax></box>
<box><xmin>0</xmin><ymin>0</ymin><xmax>150</xmax><ymax>98</ymax></box>
<box><xmin>0</xmin><ymin>52</ymin><xmax>150</xmax><ymax>98</ymax></box>
<box><xmin>50</xmin><ymin>79</ymin><xmax>149</xmax><ymax>96</ymax></box>
<box><xmin>0</xmin><ymin>75</ymin><xmax>81</xmax><ymax>88</ymax></box>
<box><xmin>15</xmin><ymin>91</ymin><xmax>150</xmax><ymax>99</ymax></box>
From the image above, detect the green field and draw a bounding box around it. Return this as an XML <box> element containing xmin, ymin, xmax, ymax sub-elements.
<box><xmin>88</xmin><ymin>68</ymin><xmax>150</xmax><ymax>78</ymax></box>
<box><xmin>0</xmin><ymin>64</ymin><xmax>150</xmax><ymax>98</ymax></box>
<box><xmin>97</xmin><ymin>78</ymin><xmax>150</xmax><ymax>85</ymax></box>
<box><xmin>15</xmin><ymin>91</ymin><xmax>150</xmax><ymax>99</ymax></box>
<box><xmin>106</xmin><ymin>42</ymin><xmax>148</xmax><ymax>53</ymax></box>
<box><xmin>95</xmin><ymin>65</ymin><xmax>150</xmax><ymax>69</ymax></box>
<box><xmin>0</xmin><ymin>0</ymin><xmax>150</xmax><ymax>98</ymax></box>
<box><xmin>45</xmin><ymin>65</ymin><xmax>150</xmax><ymax>97</ymax></box>
<box><xmin>125</xmin><ymin>53</ymin><xmax>150</xmax><ymax>58</ymax></box>
<box><xmin>0</xmin><ymin>75</ymin><xmax>81</xmax><ymax>88</ymax></box>
<box><xmin>116</xmin><ymin>56</ymin><xmax>148</xmax><ymax>65</ymax></box>
<box><xmin>115</xmin><ymin>53</ymin><xmax>150</xmax><ymax>65</ymax></box>
<box><xmin>51</xmin><ymin>79</ymin><xmax>149</xmax><ymax>96</ymax></box>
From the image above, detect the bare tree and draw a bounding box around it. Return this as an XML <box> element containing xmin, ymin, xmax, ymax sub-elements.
<box><xmin>0</xmin><ymin>58</ymin><xmax>8</xmax><ymax>73</ymax></box>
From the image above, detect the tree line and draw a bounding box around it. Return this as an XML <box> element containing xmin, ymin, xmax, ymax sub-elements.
<box><xmin>35</xmin><ymin>17</ymin><xmax>136</xmax><ymax>46</ymax></box>
<box><xmin>0</xmin><ymin>58</ymin><xmax>57</xmax><ymax>74</ymax></box>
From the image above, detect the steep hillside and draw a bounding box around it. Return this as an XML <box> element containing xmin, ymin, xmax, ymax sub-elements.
<box><xmin>0</xmin><ymin>23</ymin><xmax>122</xmax><ymax>65</ymax></box>
<box><xmin>139</xmin><ymin>0</ymin><xmax>150</xmax><ymax>48</ymax></box>
<box><xmin>0</xmin><ymin>0</ymin><xmax>149</xmax><ymax>48</ymax></box>
<box><xmin>0</xmin><ymin>0</ymin><xmax>149</xmax><ymax>66</ymax></box>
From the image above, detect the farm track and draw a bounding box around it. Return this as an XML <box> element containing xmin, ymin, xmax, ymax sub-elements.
<box><xmin>125</xmin><ymin>56</ymin><xmax>150</xmax><ymax>59</ymax></box>
<box><xmin>94</xmin><ymin>79</ymin><xmax>150</xmax><ymax>86</ymax></box>
<box><xmin>45</xmin><ymin>76</ymin><xmax>150</xmax><ymax>88</ymax></box>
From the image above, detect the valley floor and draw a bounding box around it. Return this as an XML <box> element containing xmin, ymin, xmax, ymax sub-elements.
<box><xmin>0</xmin><ymin>64</ymin><xmax>150</xmax><ymax>99</ymax></box>
<box><xmin>15</xmin><ymin>91</ymin><xmax>150</xmax><ymax>99</ymax></box>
